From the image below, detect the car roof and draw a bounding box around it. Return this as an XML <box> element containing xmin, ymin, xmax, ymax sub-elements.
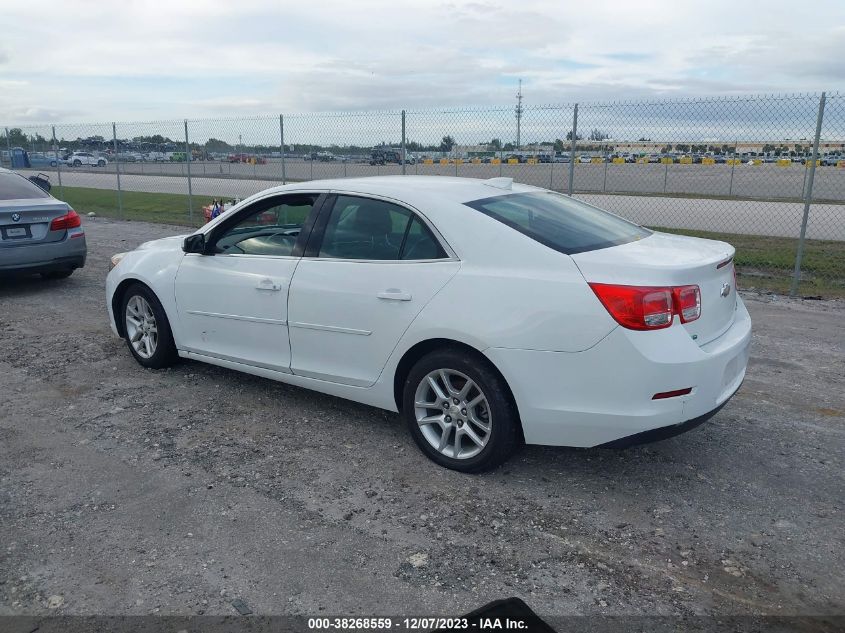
<box><xmin>276</xmin><ymin>175</ymin><xmax>541</xmax><ymax>205</ymax></box>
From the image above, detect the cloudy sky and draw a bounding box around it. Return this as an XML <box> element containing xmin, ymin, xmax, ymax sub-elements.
<box><xmin>1</xmin><ymin>0</ymin><xmax>842</xmax><ymax>124</ymax></box>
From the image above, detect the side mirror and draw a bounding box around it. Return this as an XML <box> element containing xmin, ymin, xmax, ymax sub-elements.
<box><xmin>182</xmin><ymin>233</ymin><xmax>207</xmax><ymax>254</ymax></box>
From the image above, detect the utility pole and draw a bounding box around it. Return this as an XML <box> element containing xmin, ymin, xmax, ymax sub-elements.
<box><xmin>515</xmin><ymin>79</ymin><xmax>523</xmax><ymax>150</ymax></box>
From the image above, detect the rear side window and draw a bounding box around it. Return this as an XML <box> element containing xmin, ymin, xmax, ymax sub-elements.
<box><xmin>0</xmin><ymin>172</ymin><xmax>51</xmax><ymax>200</ymax></box>
<box><xmin>318</xmin><ymin>195</ymin><xmax>447</xmax><ymax>261</ymax></box>
<box><xmin>465</xmin><ymin>191</ymin><xmax>650</xmax><ymax>254</ymax></box>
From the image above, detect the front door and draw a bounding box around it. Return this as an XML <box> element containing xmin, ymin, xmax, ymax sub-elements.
<box><xmin>174</xmin><ymin>192</ymin><xmax>321</xmax><ymax>372</ymax></box>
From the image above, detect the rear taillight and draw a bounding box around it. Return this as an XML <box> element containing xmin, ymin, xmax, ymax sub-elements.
<box><xmin>50</xmin><ymin>209</ymin><xmax>82</xmax><ymax>231</ymax></box>
<box><xmin>673</xmin><ymin>285</ymin><xmax>701</xmax><ymax>323</ymax></box>
<box><xmin>589</xmin><ymin>282</ymin><xmax>701</xmax><ymax>330</ymax></box>
<box><xmin>588</xmin><ymin>284</ymin><xmax>673</xmax><ymax>330</ymax></box>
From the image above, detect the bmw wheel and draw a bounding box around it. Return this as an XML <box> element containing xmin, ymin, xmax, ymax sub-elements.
<box><xmin>121</xmin><ymin>283</ymin><xmax>178</xmax><ymax>369</ymax></box>
<box><xmin>403</xmin><ymin>349</ymin><xmax>520</xmax><ymax>472</ymax></box>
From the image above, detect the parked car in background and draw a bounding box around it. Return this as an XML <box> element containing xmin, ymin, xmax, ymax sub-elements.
<box><xmin>0</xmin><ymin>167</ymin><xmax>86</xmax><ymax>279</ymax></box>
<box><xmin>106</xmin><ymin>176</ymin><xmax>749</xmax><ymax>472</ymax></box>
<box><xmin>67</xmin><ymin>152</ymin><xmax>107</xmax><ymax>167</ymax></box>
<box><xmin>27</xmin><ymin>153</ymin><xmax>58</xmax><ymax>168</ymax></box>
<box><xmin>228</xmin><ymin>153</ymin><xmax>266</xmax><ymax>164</ymax></box>
<box><xmin>370</xmin><ymin>148</ymin><xmax>402</xmax><ymax>165</ymax></box>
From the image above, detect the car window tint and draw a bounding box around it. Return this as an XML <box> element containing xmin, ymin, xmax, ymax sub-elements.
<box><xmin>213</xmin><ymin>195</ymin><xmax>316</xmax><ymax>256</ymax></box>
<box><xmin>400</xmin><ymin>216</ymin><xmax>447</xmax><ymax>260</ymax></box>
<box><xmin>319</xmin><ymin>196</ymin><xmax>412</xmax><ymax>260</ymax></box>
<box><xmin>465</xmin><ymin>191</ymin><xmax>651</xmax><ymax>255</ymax></box>
<box><xmin>0</xmin><ymin>172</ymin><xmax>51</xmax><ymax>200</ymax></box>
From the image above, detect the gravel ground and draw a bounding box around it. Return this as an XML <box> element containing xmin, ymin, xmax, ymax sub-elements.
<box><xmin>0</xmin><ymin>218</ymin><xmax>843</xmax><ymax>620</ymax></box>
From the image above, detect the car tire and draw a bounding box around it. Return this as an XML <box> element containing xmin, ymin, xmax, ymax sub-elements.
<box><xmin>402</xmin><ymin>348</ymin><xmax>521</xmax><ymax>473</ymax></box>
<box><xmin>97</xmin><ymin>160</ymin><xmax>105</xmax><ymax>167</ymax></box>
<box><xmin>41</xmin><ymin>269</ymin><xmax>73</xmax><ymax>280</ymax></box>
<box><xmin>73</xmin><ymin>160</ymin><xmax>81</xmax><ymax>167</ymax></box>
<box><xmin>120</xmin><ymin>283</ymin><xmax>179</xmax><ymax>369</ymax></box>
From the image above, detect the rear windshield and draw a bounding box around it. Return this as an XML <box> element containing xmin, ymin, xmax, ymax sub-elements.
<box><xmin>465</xmin><ymin>191</ymin><xmax>650</xmax><ymax>254</ymax></box>
<box><xmin>0</xmin><ymin>172</ymin><xmax>51</xmax><ymax>201</ymax></box>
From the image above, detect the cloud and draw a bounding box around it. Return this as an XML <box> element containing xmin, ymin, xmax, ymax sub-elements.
<box><xmin>0</xmin><ymin>0</ymin><xmax>841</xmax><ymax>122</ymax></box>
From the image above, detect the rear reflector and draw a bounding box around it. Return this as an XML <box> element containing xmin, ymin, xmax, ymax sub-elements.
<box><xmin>50</xmin><ymin>209</ymin><xmax>82</xmax><ymax>231</ymax></box>
<box><xmin>652</xmin><ymin>388</ymin><xmax>693</xmax><ymax>400</ymax></box>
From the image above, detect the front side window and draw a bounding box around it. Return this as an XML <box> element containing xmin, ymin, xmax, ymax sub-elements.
<box><xmin>212</xmin><ymin>194</ymin><xmax>317</xmax><ymax>256</ymax></box>
<box><xmin>464</xmin><ymin>191</ymin><xmax>650</xmax><ymax>255</ymax></box>
<box><xmin>319</xmin><ymin>195</ymin><xmax>446</xmax><ymax>261</ymax></box>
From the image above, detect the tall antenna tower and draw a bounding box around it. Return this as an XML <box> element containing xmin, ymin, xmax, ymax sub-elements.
<box><xmin>515</xmin><ymin>79</ymin><xmax>523</xmax><ymax>150</ymax></box>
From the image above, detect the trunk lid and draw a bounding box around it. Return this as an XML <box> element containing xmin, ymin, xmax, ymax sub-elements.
<box><xmin>572</xmin><ymin>231</ymin><xmax>737</xmax><ymax>345</ymax></box>
<box><xmin>0</xmin><ymin>198</ymin><xmax>72</xmax><ymax>246</ymax></box>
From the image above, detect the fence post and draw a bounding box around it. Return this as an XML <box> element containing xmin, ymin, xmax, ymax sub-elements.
<box><xmin>728</xmin><ymin>140</ymin><xmax>737</xmax><ymax>196</ymax></box>
<box><xmin>401</xmin><ymin>110</ymin><xmax>407</xmax><ymax>176</ymax></box>
<box><xmin>602</xmin><ymin>140</ymin><xmax>609</xmax><ymax>192</ymax></box>
<box><xmin>4</xmin><ymin>127</ymin><xmax>11</xmax><ymax>167</ymax></box>
<box><xmin>112</xmin><ymin>123</ymin><xmax>123</xmax><ymax>220</ymax></box>
<box><xmin>790</xmin><ymin>92</ymin><xmax>826</xmax><ymax>297</ymax></box>
<box><xmin>52</xmin><ymin>125</ymin><xmax>63</xmax><ymax>197</ymax></box>
<box><xmin>184</xmin><ymin>120</ymin><xmax>193</xmax><ymax>225</ymax></box>
<box><xmin>279</xmin><ymin>114</ymin><xmax>286</xmax><ymax>185</ymax></box>
<box><xmin>568</xmin><ymin>104</ymin><xmax>578</xmax><ymax>195</ymax></box>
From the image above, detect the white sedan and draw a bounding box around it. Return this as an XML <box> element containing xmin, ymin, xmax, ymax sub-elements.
<box><xmin>106</xmin><ymin>176</ymin><xmax>751</xmax><ymax>472</ymax></box>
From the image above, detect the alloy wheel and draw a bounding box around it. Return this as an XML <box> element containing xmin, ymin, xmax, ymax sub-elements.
<box><xmin>414</xmin><ymin>368</ymin><xmax>492</xmax><ymax>459</ymax></box>
<box><xmin>125</xmin><ymin>295</ymin><xmax>158</xmax><ymax>359</ymax></box>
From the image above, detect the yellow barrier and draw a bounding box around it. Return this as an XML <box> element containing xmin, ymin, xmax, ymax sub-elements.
<box><xmin>752</xmin><ymin>159</ymin><xmax>762</xmax><ymax>166</ymax></box>
<box><xmin>726</xmin><ymin>158</ymin><xmax>742</xmax><ymax>165</ymax></box>
<box><xmin>508</xmin><ymin>158</ymin><xmax>519</xmax><ymax>164</ymax></box>
<box><xmin>526</xmin><ymin>158</ymin><xmax>538</xmax><ymax>165</ymax></box>
<box><xmin>636</xmin><ymin>158</ymin><xmax>648</xmax><ymax>164</ymax></box>
<box><xmin>804</xmin><ymin>159</ymin><xmax>821</xmax><ymax>167</ymax></box>
<box><xmin>679</xmin><ymin>157</ymin><xmax>693</xmax><ymax>164</ymax></box>
<box><xmin>423</xmin><ymin>158</ymin><xmax>433</xmax><ymax>165</ymax></box>
<box><xmin>837</xmin><ymin>160</ymin><xmax>845</xmax><ymax>168</ymax></box>
<box><xmin>589</xmin><ymin>157</ymin><xmax>601</xmax><ymax>164</ymax></box>
<box><xmin>777</xmin><ymin>159</ymin><xmax>792</xmax><ymax>167</ymax></box>
<box><xmin>660</xmin><ymin>157</ymin><xmax>673</xmax><ymax>164</ymax></box>
<box><xmin>439</xmin><ymin>158</ymin><xmax>448</xmax><ymax>165</ymax></box>
<box><xmin>455</xmin><ymin>159</ymin><xmax>463</xmax><ymax>165</ymax></box>
<box><xmin>612</xmin><ymin>158</ymin><xmax>625</xmax><ymax>164</ymax></box>
<box><xmin>471</xmin><ymin>158</ymin><xmax>481</xmax><ymax>164</ymax></box>
<box><xmin>491</xmin><ymin>158</ymin><xmax>501</xmax><ymax>165</ymax></box>
<box><xmin>701</xmin><ymin>158</ymin><xmax>715</xmax><ymax>165</ymax></box>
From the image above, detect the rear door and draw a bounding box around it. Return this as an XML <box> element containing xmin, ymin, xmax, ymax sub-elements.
<box><xmin>0</xmin><ymin>172</ymin><xmax>70</xmax><ymax>247</ymax></box>
<box><xmin>287</xmin><ymin>194</ymin><xmax>460</xmax><ymax>387</ymax></box>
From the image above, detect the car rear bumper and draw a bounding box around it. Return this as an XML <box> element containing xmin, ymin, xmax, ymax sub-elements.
<box><xmin>0</xmin><ymin>236</ymin><xmax>87</xmax><ymax>275</ymax></box>
<box><xmin>486</xmin><ymin>296</ymin><xmax>752</xmax><ymax>447</ymax></box>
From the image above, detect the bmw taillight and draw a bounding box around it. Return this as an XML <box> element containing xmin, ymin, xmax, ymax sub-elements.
<box><xmin>50</xmin><ymin>209</ymin><xmax>82</xmax><ymax>231</ymax></box>
<box><xmin>589</xmin><ymin>283</ymin><xmax>701</xmax><ymax>330</ymax></box>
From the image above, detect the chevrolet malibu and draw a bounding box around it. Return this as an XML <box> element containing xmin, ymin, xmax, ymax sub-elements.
<box><xmin>106</xmin><ymin>176</ymin><xmax>750</xmax><ymax>472</ymax></box>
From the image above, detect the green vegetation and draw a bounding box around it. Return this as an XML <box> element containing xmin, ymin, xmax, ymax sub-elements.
<box><xmin>58</xmin><ymin>186</ymin><xmax>214</xmax><ymax>227</ymax></box>
<box><xmin>653</xmin><ymin>226</ymin><xmax>845</xmax><ymax>297</ymax></box>
<box><xmin>53</xmin><ymin>186</ymin><xmax>843</xmax><ymax>297</ymax></box>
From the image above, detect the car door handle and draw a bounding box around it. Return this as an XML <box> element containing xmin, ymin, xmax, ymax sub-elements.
<box><xmin>377</xmin><ymin>289</ymin><xmax>412</xmax><ymax>301</ymax></box>
<box><xmin>255</xmin><ymin>278</ymin><xmax>283</xmax><ymax>291</ymax></box>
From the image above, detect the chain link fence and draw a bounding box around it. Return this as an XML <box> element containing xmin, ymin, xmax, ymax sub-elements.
<box><xmin>3</xmin><ymin>92</ymin><xmax>843</xmax><ymax>296</ymax></box>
